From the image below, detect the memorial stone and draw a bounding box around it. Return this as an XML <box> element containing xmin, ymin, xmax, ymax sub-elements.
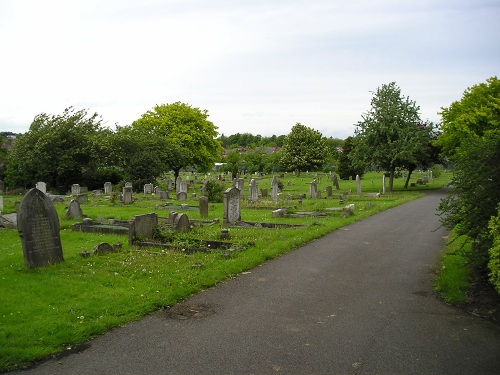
<box><xmin>76</xmin><ymin>194</ymin><xmax>88</xmax><ymax>204</ymax></box>
<box><xmin>92</xmin><ymin>242</ymin><xmax>114</xmax><ymax>255</ymax></box>
<box><xmin>271</xmin><ymin>176</ymin><xmax>279</xmax><ymax>202</ymax></box>
<box><xmin>129</xmin><ymin>213</ymin><xmax>158</xmax><ymax>244</ymax></box>
<box><xmin>104</xmin><ymin>182</ymin><xmax>112</xmax><ymax>194</ymax></box>
<box><xmin>17</xmin><ymin>188</ymin><xmax>64</xmax><ymax>269</ymax></box>
<box><xmin>326</xmin><ymin>186</ymin><xmax>333</xmax><ymax>197</ymax></box>
<box><xmin>35</xmin><ymin>181</ymin><xmax>47</xmax><ymax>194</ymax></box>
<box><xmin>159</xmin><ymin>191</ymin><xmax>169</xmax><ymax>200</ymax></box>
<box><xmin>382</xmin><ymin>175</ymin><xmax>386</xmax><ymax>194</ymax></box>
<box><xmin>356</xmin><ymin>175</ymin><xmax>362</xmax><ymax>195</ymax></box>
<box><xmin>223</xmin><ymin>187</ymin><xmax>241</xmax><ymax>224</ymax></box>
<box><xmin>143</xmin><ymin>183</ymin><xmax>153</xmax><ymax>194</ymax></box>
<box><xmin>332</xmin><ymin>174</ymin><xmax>340</xmax><ymax>190</ymax></box>
<box><xmin>199</xmin><ymin>196</ymin><xmax>209</xmax><ymax>218</ymax></box>
<box><xmin>309</xmin><ymin>181</ymin><xmax>317</xmax><ymax>199</ymax></box>
<box><xmin>249</xmin><ymin>179</ymin><xmax>258</xmax><ymax>202</ymax></box>
<box><xmin>176</xmin><ymin>191</ymin><xmax>187</xmax><ymax>201</ymax></box>
<box><xmin>166</xmin><ymin>179</ymin><xmax>173</xmax><ymax>191</ymax></box>
<box><xmin>235</xmin><ymin>178</ymin><xmax>244</xmax><ymax>199</ymax></box>
<box><xmin>66</xmin><ymin>199</ymin><xmax>83</xmax><ymax>219</ymax></box>
<box><xmin>123</xmin><ymin>186</ymin><xmax>133</xmax><ymax>203</ymax></box>
<box><xmin>173</xmin><ymin>213</ymin><xmax>191</xmax><ymax>233</ymax></box>
<box><xmin>260</xmin><ymin>188</ymin><xmax>268</xmax><ymax>198</ymax></box>
<box><xmin>71</xmin><ymin>184</ymin><xmax>81</xmax><ymax>196</ymax></box>
<box><xmin>176</xmin><ymin>176</ymin><xmax>182</xmax><ymax>193</ymax></box>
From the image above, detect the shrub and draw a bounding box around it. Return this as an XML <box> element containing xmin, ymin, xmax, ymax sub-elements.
<box><xmin>205</xmin><ymin>180</ymin><xmax>225</xmax><ymax>203</ymax></box>
<box><xmin>488</xmin><ymin>206</ymin><xmax>500</xmax><ymax>294</ymax></box>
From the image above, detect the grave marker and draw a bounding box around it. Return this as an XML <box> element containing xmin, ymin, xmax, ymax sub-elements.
<box><xmin>309</xmin><ymin>181</ymin><xmax>317</xmax><ymax>199</ymax></box>
<box><xmin>249</xmin><ymin>179</ymin><xmax>258</xmax><ymax>202</ymax></box>
<box><xmin>35</xmin><ymin>181</ymin><xmax>47</xmax><ymax>194</ymax></box>
<box><xmin>174</xmin><ymin>213</ymin><xmax>191</xmax><ymax>233</ymax></box>
<box><xmin>66</xmin><ymin>199</ymin><xmax>83</xmax><ymax>219</ymax></box>
<box><xmin>17</xmin><ymin>188</ymin><xmax>64</xmax><ymax>269</ymax></box>
<box><xmin>176</xmin><ymin>191</ymin><xmax>187</xmax><ymax>201</ymax></box>
<box><xmin>71</xmin><ymin>184</ymin><xmax>81</xmax><ymax>196</ymax></box>
<box><xmin>223</xmin><ymin>187</ymin><xmax>241</xmax><ymax>224</ymax></box>
<box><xmin>271</xmin><ymin>176</ymin><xmax>279</xmax><ymax>202</ymax></box>
<box><xmin>123</xmin><ymin>186</ymin><xmax>133</xmax><ymax>203</ymax></box>
<box><xmin>144</xmin><ymin>183</ymin><xmax>153</xmax><ymax>194</ymax></box>
<box><xmin>199</xmin><ymin>196</ymin><xmax>209</xmax><ymax>218</ymax></box>
<box><xmin>332</xmin><ymin>174</ymin><xmax>340</xmax><ymax>190</ymax></box>
<box><xmin>129</xmin><ymin>213</ymin><xmax>158</xmax><ymax>244</ymax></box>
<box><xmin>326</xmin><ymin>186</ymin><xmax>333</xmax><ymax>197</ymax></box>
<box><xmin>356</xmin><ymin>175</ymin><xmax>362</xmax><ymax>195</ymax></box>
<box><xmin>104</xmin><ymin>182</ymin><xmax>112</xmax><ymax>194</ymax></box>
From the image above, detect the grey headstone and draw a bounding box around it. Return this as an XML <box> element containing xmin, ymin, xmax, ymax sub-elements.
<box><xmin>71</xmin><ymin>184</ymin><xmax>81</xmax><ymax>196</ymax></box>
<box><xmin>125</xmin><ymin>182</ymin><xmax>133</xmax><ymax>188</ymax></box>
<box><xmin>66</xmin><ymin>199</ymin><xmax>83</xmax><ymax>219</ymax></box>
<box><xmin>35</xmin><ymin>181</ymin><xmax>47</xmax><ymax>194</ymax></box>
<box><xmin>271</xmin><ymin>176</ymin><xmax>279</xmax><ymax>202</ymax></box>
<box><xmin>158</xmin><ymin>191</ymin><xmax>169</xmax><ymax>200</ymax></box>
<box><xmin>166</xmin><ymin>178</ymin><xmax>173</xmax><ymax>191</ymax></box>
<box><xmin>123</xmin><ymin>186</ymin><xmax>133</xmax><ymax>203</ymax></box>
<box><xmin>173</xmin><ymin>213</ymin><xmax>191</xmax><ymax>233</ymax></box>
<box><xmin>356</xmin><ymin>175</ymin><xmax>362</xmax><ymax>195</ymax></box>
<box><xmin>92</xmin><ymin>242</ymin><xmax>114</xmax><ymax>255</ymax></box>
<box><xmin>382</xmin><ymin>175</ymin><xmax>386</xmax><ymax>194</ymax></box>
<box><xmin>332</xmin><ymin>174</ymin><xmax>340</xmax><ymax>190</ymax></box>
<box><xmin>249</xmin><ymin>179</ymin><xmax>258</xmax><ymax>202</ymax></box>
<box><xmin>309</xmin><ymin>181</ymin><xmax>317</xmax><ymax>199</ymax></box>
<box><xmin>104</xmin><ymin>182</ymin><xmax>113</xmax><ymax>194</ymax></box>
<box><xmin>235</xmin><ymin>178</ymin><xmax>244</xmax><ymax>199</ymax></box>
<box><xmin>176</xmin><ymin>191</ymin><xmax>187</xmax><ymax>201</ymax></box>
<box><xmin>143</xmin><ymin>183</ymin><xmax>153</xmax><ymax>194</ymax></box>
<box><xmin>260</xmin><ymin>188</ymin><xmax>268</xmax><ymax>198</ymax></box>
<box><xmin>223</xmin><ymin>187</ymin><xmax>241</xmax><ymax>224</ymax></box>
<box><xmin>76</xmin><ymin>194</ymin><xmax>88</xmax><ymax>204</ymax></box>
<box><xmin>17</xmin><ymin>188</ymin><xmax>64</xmax><ymax>269</ymax></box>
<box><xmin>199</xmin><ymin>196</ymin><xmax>209</xmax><ymax>218</ymax></box>
<box><xmin>169</xmin><ymin>211</ymin><xmax>178</xmax><ymax>225</ymax></box>
<box><xmin>176</xmin><ymin>176</ymin><xmax>182</xmax><ymax>193</ymax></box>
<box><xmin>326</xmin><ymin>186</ymin><xmax>333</xmax><ymax>197</ymax></box>
<box><xmin>129</xmin><ymin>213</ymin><xmax>158</xmax><ymax>244</ymax></box>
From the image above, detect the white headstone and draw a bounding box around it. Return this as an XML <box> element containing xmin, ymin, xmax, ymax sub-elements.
<box><xmin>223</xmin><ymin>187</ymin><xmax>241</xmax><ymax>224</ymax></box>
<box><xmin>35</xmin><ymin>181</ymin><xmax>47</xmax><ymax>194</ymax></box>
<box><xmin>271</xmin><ymin>176</ymin><xmax>279</xmax><ymax>202</ymax></box>
<box><xmin>356</xmin><ymin>175</ymin><xmax>361</xmax><ymax>195</ymax></box>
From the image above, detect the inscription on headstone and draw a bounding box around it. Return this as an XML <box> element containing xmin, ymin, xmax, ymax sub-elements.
<box><xmin>199</xmin><ymin>196</ymin><xmax>209</xmax><ymax>218</ymax></box>
<box><xmin>17</xmin><ymin>188</ymin><xmax>64</xmax><ymax>269</ymax></box>
<box><xmin>223</xmin><ymin>187</ymin><xmax>241</xmax><ymax>224</ymax></box>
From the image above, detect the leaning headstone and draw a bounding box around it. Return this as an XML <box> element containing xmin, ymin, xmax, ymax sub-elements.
<box><xmin>356</xmin><ymin>175</ymin><xmax>362</xmax><ymax>195</ymax></box>
<box><xmin>223</xmin><ymin>187</ymin><xmax>241</xmax><ymax>224</ymax></box>
<box><xmin>199</xmin><ymin>196</ymin><xmax>209</xmax><ymax>218</ymax></box>
<box><xmin>129</xmin><ymin>213</ymin><xmax>158</xmax><ymax>244</ymax></box>
<box><xmin>92</xmin><ymin>242</ymin><xmax>114</xmax><ymax>255</ymax></box>
<box><xmin>123</xmin><ymin>186</ymin><xmax>133</xmax><ymax>203</ymax></box>
<box><xmin>332</xmin><ymin>174</ymin><xmax>340</xmax><ymax>190</ymax></box>
<box><xmin>66</xmin><ymin>199</ymin><xmax>83</xmax><ymax>219</ymax></box>
<box><xmin>17</xmin><ymin>188</ymin><xmax>64</xmax><ymax>269</ymax></box>
<box><xmin>104</xmin><ymin>182</ymin><xmax>112</xmax><ymax>194</ymax></box>
<box><xmin>249</xmin><ymin>179</ymin><xmax>258</xmax><ymax>202</ymax></box>
<box><xmin>173</xmin><ymin>213</ymin><xmax>191</xmax><ymax>233</ymax></box>
<box><xmin>169</xmin><ymin>211</ymin><xmax>178</xmax><ymax>225</ymax></box>
<box><xmin>35</xmin><ymin>181</ymin><xmax>47</xmax><ymax>194</ymax></box>
<box><xmin>71</xmin><ymin>184</ymin><xmax>80</xmax><ymax>196</ymax></box>
<box><xmin>309</xmin><ymin>181</ymin><xmax>317</xmax><ymax>199</ymax></box>
<box><xmin>326</xmin><ymin>186</ymin><xmax>333</xmax><ymax>197</ymax></box>
<box><xmin>271</xmin><ymin>176</ymin><xmax>279</xmax><ymax>202</ymax></box>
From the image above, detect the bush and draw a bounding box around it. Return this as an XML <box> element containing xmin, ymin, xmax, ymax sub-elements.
<box><xmin>205</xmin><ymin>180</ymin><xmax>225</xmax><ymax>203</ymax></box>
<box><xmin>431</xmin><ymin>164</ymin><xmax>445</xmax><ymax>179</ymax></box>
<box><xmin>488</xmin><ymin>207</ymin><xmax>500</xmax><ymax>294</ymax></box>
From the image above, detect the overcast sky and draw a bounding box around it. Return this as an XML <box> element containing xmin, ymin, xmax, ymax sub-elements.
<box><xmin>0</xmin><ymin>0</ymin><xmax>498</xmax><ymax>139</ymax></box>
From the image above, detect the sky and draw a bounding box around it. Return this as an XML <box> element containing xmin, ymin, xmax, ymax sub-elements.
<box><xmin>0</xmin><ymin>0</ymin><xmax>498</xmax><ymax>139</ymax></box>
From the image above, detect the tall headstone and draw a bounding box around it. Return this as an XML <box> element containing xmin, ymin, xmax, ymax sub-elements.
<box><xmin>199</xmin><ymin>196</ymin><xmax>209</xmax><ymax>218</ymax></box>
<box><xmin>166</xmin><ymin>178</ymin><xmax>173</xmax><ymax>191</ymax></box>
<box><xmin>104</xmin><ymin>182</ymin><xmax>112</xmax><ymax>194</ymax></box>
<box><xmin>173</xmin><ymin>213</ymin><xmax>191</xmax><ymax>233</ymax></box>
<box><xmin>223</xmin><ymin>187</ymin><xmax>241</xmax><ymax>224</ymax></box>
<box><xmin>35</xmin><ymin>181</ymin><xmax>47</xmax><ymax>194</ymax></box>
<box><xmin>249</xmin><ymin>179</ymin><xmax>258</xmax><ymax>202</ymax></box>
<box><xmin>326</xmin><ymin>186</ymin><xmax>333</xmax><ymax>197</ymax></box>
<box><xmin>271</xmin><ymin>176</ymin><xmax>279</xmax><ymax>202</ymax></box>
<box><xmin>180</xmin><ymin>181</ymin><xmax>188</xmax><ymax>194</ymax></box>
<box><xmin>332</xmin><ymin>174</ymin><xmax>340</xmax><ymax>190</ymax></box>
<box><xmin>123</xmin><ymin>186</ymin><xmax>133</xmax><ymax>203</ymax></box>
<box><xmin>176</xmin><ymin>176</ymin><xmax>182</xmax><ymax>194</ymax></box>
<box><xmin>356</xmin><ymin>175</ymin><xmax>362</xmax><ymax>195</ymax></box>
<box><xmin>309</xmin><ymin>181</ymin><xmax>317</xmax><ymax>199</ymax></box>
<box><xmin>129</xmin><ymin>213</ymin><xmax>158</xmax><ymax>244</ymax></box>
<box><xmin>200</xmin><ymin>183</ymin><xmax>207</xmax><ymax>197</ymax></box>
<box><xmin>382</xmin><ymin>175</ymin><xmax>386</xmax><ymax>194</ymax></box>
<box><xmin>71</xmin><ymin>184</ymin><xmax>80</xmax><ymax>196</ymax></box>
<box><xmin>66</xmin><ymin>199</ymin><xmax>83</xmax><ymax>219</ymax></box>
<box><xmin>235</xmin><ymin>178</ymin><xmax>244</xmax><ymax>199</ymax></box>
<box><xmin>17</xmin><ymin>188</ymin><xmax>64</xmax><ymax>269</ymax></box>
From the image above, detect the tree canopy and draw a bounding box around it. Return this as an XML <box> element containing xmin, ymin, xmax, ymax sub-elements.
<box><xmin>350</xmin><ymin>82</ymin><xmax>427</xmax><ymax>191</ymax></box>
<box><xmin>280</xmin><ymin>123</ymin><xmax>329</xmax><ymax>175</ymax></box>
<box><xmin>131</xmin><ymin>102</ymin><xmax>223</xmax><ymax>180</ymax></box>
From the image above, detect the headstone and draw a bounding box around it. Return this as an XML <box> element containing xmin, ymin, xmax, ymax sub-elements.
<box><xmin>235</xmin><ymin>178</ymin><xmax>244</xmax><ymax>199</ymax></box>
<box><xmin>332</xmin><ymin>174</ymin><xmax>340</xmax><ymax>190</ymax></box>
<box><xmin>200</xmin><ymin>184</ymin><xmax>206</xmax><ymax>197</ymax></box>
<box><xmin>176</xmin><ymin>191</ymin><xmax>187</xmax><ymax>201</ymax></box>
<box><xmin>92</xmin><ymin>189</ymin><xmax>102</xmax><ymax>197</ymax></box>
<box><xmin>356</xmin><ymin>175</ymin><xmax>361</xmax><ymax>195</ymax></box>
<box><xmin>158</xmin><ymin>191</ymin><xmax>169</xmax><ymax>200</ymax></box>
<box><xmin>309</xmin><ymin>181</ymin><xmax>317</xmax><ymax>199</ymax></box>
<box><xmin>92</xmin><ymin>242</ymin><xmax>114</xmax><ymax>255</ymax></box>
<box><xmin>382</xmin><ymin>175</ymin><xmax>386</xmax><ymax>194</ymax></box>
<box><xmin>326</xmin><ymin>186</ymin><xmax>333</xmax><ymax>197</ymax></box>
<box><xmin>260</xmin><ymin>188</ymin><xmax>268</xmax><ymax>198</ymax></box>
<box><xmin>316</xmin><ymin>191</ymin><xmax>321</xmax><ymax>199</ymax></box>
<box><xmin>169</xmin><ymin>211</ymin><xmax>178</xmax><ymax>225</ymax></box>
<box><xmin>104</xmin><ymin>182</ymin><xmax>112</xmax><ymax>194</ymax></box>
<box><xmin>76</xmin><ymin>194</ymin><xmax>88</xmax><ymax>204</ymax></box>
<box><xmin>125</xmin><ymin>182</ymin><xmax>133</xmax><ymax>188</ymax></box>
<box><xmin>143</xmin><ymin>183</ymin><xmax>153</xmax><ymax>194</ymax></box>
<box><xmin>180</xmin><ymin>181</ymin><xmax>188</xmax><ymax>194</ymax></box>
<box><xmin>173</xmin><ymin>213</ymin><xmax>191</xmax><ymax>233</ymax></box>
<box><xmin>123</xmin><ymin>186</ymin><xmax>133</xmax><ymax>203</ymax></box>
<box><xmin>35</xmin><ymin>181</ymin><xmax>47</xmax><ymax>194</ymax></box>
<box><xmin>199</xmin><ymin>196</ymin><xmax>209</xmax><ymax>218</ymax></box>
<box><xmin>272</xmin><ymin>208</ymin><xmax>287</xmax><ymax>217</ymax></box>
<box><xmin>166</xmin><ymin>178</ymin><xmax>173</xmax><ymax>191</ymax></box>
<box><xmin>0</xmin><ymin>180</ymin><xmax>4</xmax><ymax>193</ymax></box>
<box><xmin>71</xmin><ymin>184</ymin><xmax>81</xmax><ymax>196</ymax></box>
<box><xmin>271</xmin><ymin>176</ymin><xmax>279</xmax><ymax>202</ymax></box>
<box><xmin>129</xmin><ymin>213</ymin><xmax>158</xmax><ymax>244</ymax></box>
<box><xmin>249</xmin><ymin>179</ymin><xmax>258</xmax><ymax>202</ymax></box>
<box><xmin>17</xmin><ymin>188</ymin><xmax>64</xmax><ymax>269</ymax></box>
<box><xmin>154</xmin><ymin>186</ymin><xmax>161</xmax><ymax>194</ymax></box>
<box><xmin>223</xmin><ymin>187</ymin><xmax>241</xmax><ymax>224</ymax></box>
<box><xmin>176</xmin><ymin>176</ymin><xmax>182</xmax><ymax>193</ymax></box>
<box><xmin>66</xmin><ymin>199</ymin><xmax>83</xmax><ymax>219</ymax></box>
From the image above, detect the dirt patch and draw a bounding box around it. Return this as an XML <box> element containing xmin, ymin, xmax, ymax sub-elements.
<box><xmin>165</xmin><ymin>303</ymin><xmax>216</xmax><ymax>320</ymax></box>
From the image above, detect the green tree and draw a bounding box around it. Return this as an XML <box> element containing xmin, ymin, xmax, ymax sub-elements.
<box><xmin>5</xmin><ymin>107</ymin><xmax>105</xmax><ymax>190</ymax></box>
<box><xmin>336</xmin><ymin>137</ymin><xmax>364</xmax><ymax>180</ymax></box>
<box><xmin>280</xmin><ymin>123</ymin><xmax>329</xmax><ymax>175</ymax></box>
<box><xmin>131</xmin><ymin>102</ymin><xmax>223</xmax><ymax>182</ymax></box>
<box><xmin>350</xmin><ymin>82</ymin><xmax>424</xmax><ymax>191</ymax></box>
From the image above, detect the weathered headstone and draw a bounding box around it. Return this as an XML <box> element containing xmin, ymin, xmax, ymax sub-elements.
<box><xmin>158</xmin><ymin>191</ymin><xmax>169</xmax><ymax>200</ymax></box>
<box><xmin>199</xmin><ymin>196</ymin><xmax>209</xmax><ymax>218</ymax></box>
<box><xmin>180</xmin><ymin>181</ymin><xmax>188</xmax><ymax>194</ymax></box>
<box><xmin>326</xmin><ymin>186</ymin><xmax>333</xmax><ymax>197</ymax></box>
<box><xmin>382</xmin><ymin>175</ymin><xmax>386</xmax><ymax>194</ymax></box>
<box><xmin>129</xmin><ymin>213</ymin><xmax>158</xmax><ymax>244</ymax></box>
<box><xmin>35</xmin><ymin>181</ymin><xmax>47</xmax><ymax>194</ymax></box>
<box><xmin>17</xmin><ymin>188</ymin><xmax>64</xmax><ymax>269</ymax></box>
<box><xmin>104</xmin><ymin>182</ymin><xmax>112</xmax><ymax>194</ymax></box>
<box><xmin>76</xmin><ymin>194</ymin><xmax>88</xmax><ymax>204</ymax></box>
<box><xmin>176</xmin><ymin>191</ymin><xmax>187</xmax><ymax>201</ymax></box>
<box><xmin>173</xmin><ymin>213</ymin><xmax>191</xmax><ymax>233</ymax></box>
<box><xmin>169</xmin><ymin>211</ymin><xmax>178</xmax><ymax>225</ymax></box>
<box><xmin>200</xmin><ymin>184</ymin><xmax>206</xmax><ymax>197</ymax></box>
<box><xmin>332</xmin><ymin>174</ymin><xmax>340</xmax><ymax>190</ymax></box>
<box><xmin>260</xmin><ymin>188</ymin><xmax>268</xmax><ymax>198</ymax></box>
<box><xmin>176</xmin><ymin>176</ymin><xmax>182</xmax><ymax>193</ymax></box>
<box><xmin>143</xmin><ymin>183</ymin><xmax>153</xmax><ymax>194</ymax></box>
<box><xmin>66</xmin><ymin>199</ymin><xmax>83</xmax><ymax>219</ymax></box>
<box><xmin>166</xmin><ymin>178</ymin><xmax>173</xmax><ymax>191</ymax></box>
<box><xmin>223</xmin><ymin>187</ymin><xmax>241</xmax><ymax>224</ymax></box>
<box><xmin>271</xmin><ymin>176</ymin><xmax>279</xmax><ymax>202</ymax></box>
<box><xmin>125</xmin><ymin>182</ymin><xmax>133</xmax><ymax>188</ymax></box>
<box><xmin>235</xmin><ymin>178</ymin><xmax>244</xmax><ymax>199</ymax></box>
<box><xmin>71</xmin><ymin>184</ymin><xmax>81</xmax><ymax>196</ymax></box>
<box><xmin>309</xmin><ymin>181</ymin><xmax>317</xmax><ymax>199</ymax></box>
<box><xmin>123</xmin><ymin>186</ymin><xmax>133</xmax><ymax>203</ymax></box>
<box><xmin>356</xmin><ymin>175</ymin><xmax>362</xmax><ymax>195</ymax></box>
<box><xmin>92</xmin><ymin>242</ymin><xmax>114</xmax><ymax>255</ymax></box>
<box><xmin>249</xmin><ymin>179</ymin><xmax>258</xmax><ymax>202</ymax></box>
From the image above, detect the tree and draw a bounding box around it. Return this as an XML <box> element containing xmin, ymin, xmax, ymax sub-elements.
<box><xmin>131</xmin><ymin>102</ymin><xmax>223</xmax><ymax>183</ymax></box>
<box><xmin>336</xmin><ymin>137</ymin><xmax>364</xmax><ymax>180</ymax></box>
<box><xmin>5</xmin><ymin>107</ymin><xmax>105</xmax><ymax>190</ymax></box>
<box><xmin>280</xmin><ymin>123</ymin><xmax>329</xmax><ymax>175</ymax></box>
<box><xmin>350</xmin><ymin>82</ymin><xmax>424</xmax><ymax>191</ymax></box>
<box><xmin>437</xmin><ymin>77</ymin><xmax>500</xmax><ymax>275</ymax></box>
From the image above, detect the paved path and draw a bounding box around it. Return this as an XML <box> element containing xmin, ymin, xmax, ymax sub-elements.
<box><xmin>14</xmin><ymin>190</ymin><xmax>500</xmax><ymax>374</ymax></box>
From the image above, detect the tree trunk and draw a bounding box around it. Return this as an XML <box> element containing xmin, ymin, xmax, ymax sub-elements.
<box><xmin>389</xmin><ymin>167</ymin><xmax>395</xmax><ymax>192</ymax></box>
<box><xmin>173</xmin><ymin>168</ymin><xmax>181</xmax><ymax>189</ymax></box>
<box><xmin>404</xmin><ymin>166</ymin><xmax>415</xmax><ymax>189</ymax></box>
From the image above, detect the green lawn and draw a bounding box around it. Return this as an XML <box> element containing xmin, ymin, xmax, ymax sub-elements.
<box><xmin>0</xmin><ymin>171</ymin><xmax>448</xmax><ymax>371</ymax></box>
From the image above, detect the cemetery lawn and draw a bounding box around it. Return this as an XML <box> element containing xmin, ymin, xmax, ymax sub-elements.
<box><xmin>0</xmin><ymin>171</ymin><xmax>449</xmax><ymax>371</ymax></box>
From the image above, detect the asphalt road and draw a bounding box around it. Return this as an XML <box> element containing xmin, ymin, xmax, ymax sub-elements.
<box><xmin>13</xmin><ymin>190</ymin><xmax>500</xmax><ymax>374</ymax></box>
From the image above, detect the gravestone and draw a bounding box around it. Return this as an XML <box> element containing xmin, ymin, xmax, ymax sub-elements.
<box><xmin>129</xmin><ymin>213</ymin><xmax>158</xmax><ymax>244</ymax></box>
<box><xmin>332</xmin><ymin>174</ymin><xmax>340</xmax><ymax>190</ymax></box>
<box><xmin>71</xmin><ymin>184</ymin><xmax>81</xmax><ymax>196</ymax></box>
<box><xmin>92</xmin><ymin>242</ymin><xmax>114</xmax><ymax>255</ymax></box>
<box><xmin>260</xmin><ymin>188</ymin><xmax>268</xmax><ymax>198</ymax></box>
<box><xmin>123</xmin><ymin>186</ymin><xmax>133</xmax><ymax>203</ymax></box>
<box><xmin>326</xmin><ymin>186</ymin><xmax>333</xmax><ymax>197</ymax></box>
<box><xmin>166</xmin><ymin>178</ymin><xmax>173</xmax><ymax>191</ymax></box>
<box><xmin>176</xmin><ymin>191</ymin><xmax>187</xmax><ymax>201</ymax></box>
<box><xmin>143</xmin><ymin>183</ymin><xmax>153</xmax><ymax>194</ymax></box>
<box><xmin>76</xmin><ymin>194</ymin><xmax>88</xmax><ymax>204</ymax></box>
<box><xmin>169</xmin><ymin>211</ymin><xmax>178</xmax><ymax>225</ymax></box>
<box><xmin>104</xmin><ymin>182</ymin><xmax>112</xmax><ymax>194</ymax></box>
<box><xmin>36</xmin><ymin>181</ymin><xmax>47</xmax><ymax>194</ymax></box>
<box><xmin>223</xmin><ymin>187</ymin><xmax>241</xmax><ymax>224</ymax></box>
<box><xmin>200</xmin><ymin>184</ymin><xmax>206</xmax><ymax>197</ymax></box>
<box><xmin>176</xmin><ymin>176</ymin><xmax>182</xmax><ymax>193</ymax></box>
<box><xmin>179</xmin><ymin>181</ymin><xmax>188</xmax><ymax>194</ymax></box>
<box><xmin>125</xmin><ymin>182</ymin><xmax>133</xmax><ymax>188</ymax></box>
<box><xmin>0</xmin><ymin>180</ymin><xmax>4</xmax><ymax>193</ymax></box>
<box><xmin>159</xmin><ymin>191</ymin><xmax>169</xmax><ymax>200</ymax></box>
<box><xmin>92</xmin><ymin>189</ymin><xmax>102</xmax><ymax>197</ymax></box>
<box><xmin>271</xmin><ymin>176</ymin><xmax>279</xmax><ymax>202</ymax></box>
<box><xmin>235</xmin><ymin>178</ymin><xmax>244</xmax><ymax>199</ymax></box>
<box><xmin>309</xmin><ymin>181</ymin><xmax>317</xmax><ymax>199</ymax></box>
<box><xmin>249</xmin><ymin>179</ymin><xmax>258</xmax><ymax>202</ymax></box>
<box><xmin>17</xmin><ymin>188</ymin><xmax>64</xmax><ymax>269</ymax></box>
<box><xmin>66</xmin><ymin>199</ymin><xmax>83</xmax><ymax>219</ymax></box>
<box><xmin>356</xmin><ymin>175</ymin><xmax>362</xmax><ymax>195</ymax></box>
<box><xmin>173</xmin><ymin>213</ymin><xmax>191</xmax><ymax>233</ymax></box>
<box><xmin>382</xmin><ymin>175</ymin><xmax>386</xmax><ymax>194</ymax></box>
<box><xmin>199</xmin><ymin>196</ymin><xmax>209</xmax><ymax>218</ymax></box>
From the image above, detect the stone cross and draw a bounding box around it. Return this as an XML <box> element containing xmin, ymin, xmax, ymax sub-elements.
<box><xmin>17</xmin><ymin>188</ymin><xmax>64</xmax><ymax>269</ymax></box>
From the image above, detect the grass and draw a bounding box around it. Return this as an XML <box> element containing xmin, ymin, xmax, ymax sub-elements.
<box><xmin>0</xmin><ymin>171</ymin><xmax>448</xmax><ymax>371</ymax></box>
<box><xmin>434</xmin><ymin>229</ymin><xmax>472</xmax><ymax>305</ymax></box>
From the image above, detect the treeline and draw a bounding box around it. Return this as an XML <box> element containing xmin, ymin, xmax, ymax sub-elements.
<box><xmin>218</xmin><ymin>133</ymin><xmax>287</xmax><ymax>148</ymax></box>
